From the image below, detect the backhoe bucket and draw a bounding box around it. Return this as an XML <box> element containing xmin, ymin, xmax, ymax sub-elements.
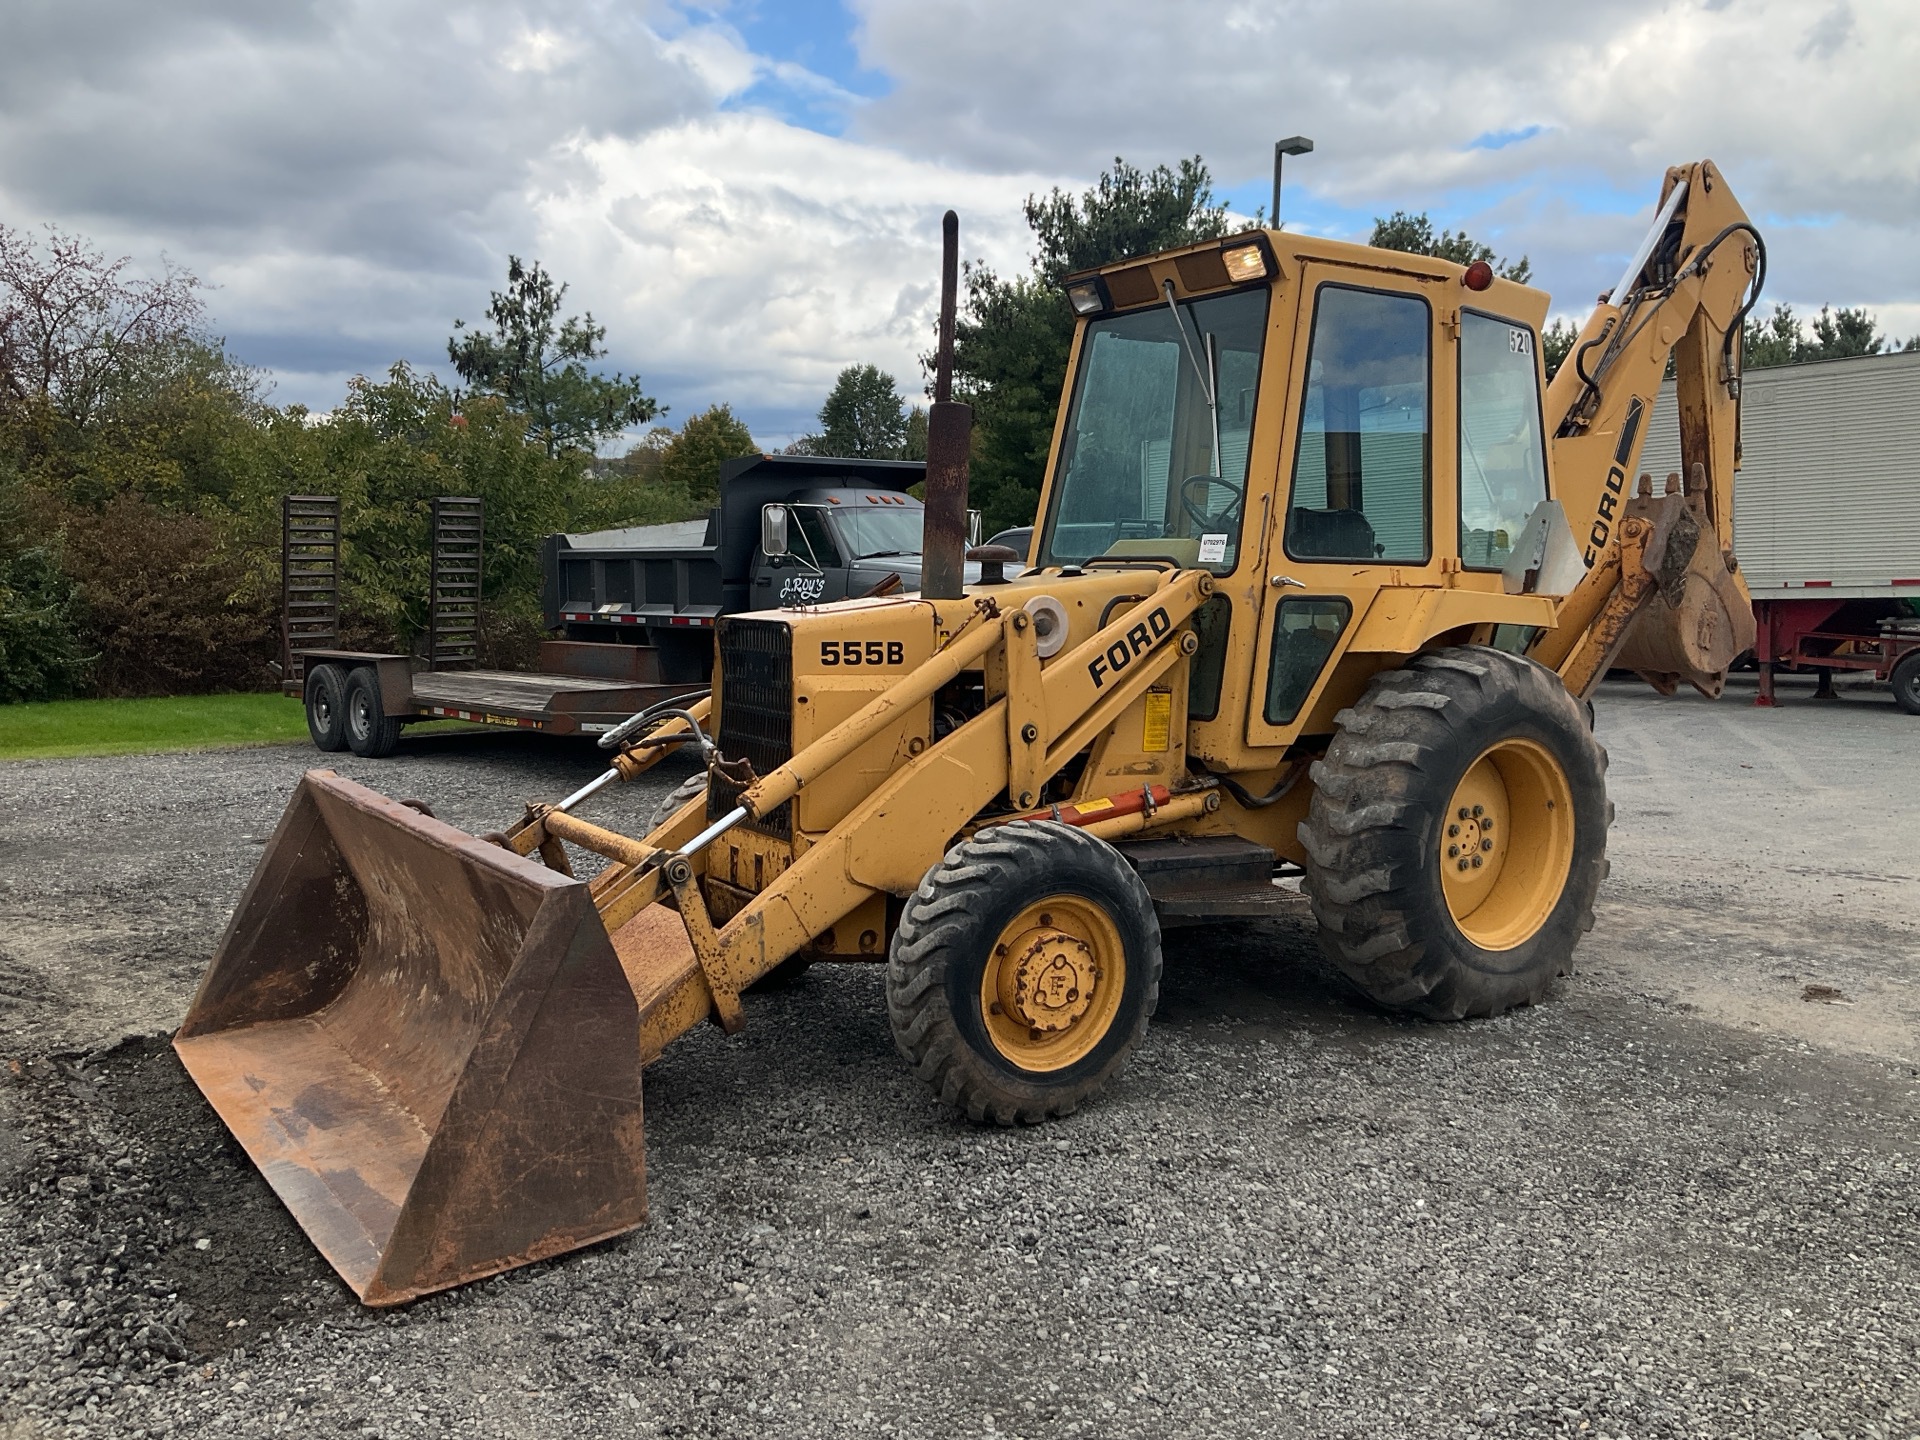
<box><xmin>174</xmin><ymin>771</ymin><xmax>649</xmax><ymax>1306</ymax></box>
<box><xmin>1613</xmin><ymin>487</ymin><xmax>1756</xmax><ymax>698</ymax></box>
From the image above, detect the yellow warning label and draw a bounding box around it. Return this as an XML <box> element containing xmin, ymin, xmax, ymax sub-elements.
<box><xmin>1076</xmin><ymin>797</ymin><xmax>1115</xmax><ymax>816</ymax></box>
<box><xmin>1143</xmin><ymin>689</ymin><xmax>1172</xmax><ymax>752</ymax></box>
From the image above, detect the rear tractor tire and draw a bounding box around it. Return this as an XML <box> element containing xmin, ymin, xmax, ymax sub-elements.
<box><xmin>1298</xmin><ymin>646</ymin><xmax>1610</xmax><ymax>1020</ymax></box>
<box><xmin>304</xmin><ymin>664</ymin><xmax>348</xmax><ymax>752</ymax></box>
<box><xmin>343</xmin><ymin>667</ymin><xmax>402</xmax><ymax>759</ymax></box>
<box><xmin>886</xmin><ymin>821</ymin><xmax>1161</xmax><ymax>1124</ymax></box>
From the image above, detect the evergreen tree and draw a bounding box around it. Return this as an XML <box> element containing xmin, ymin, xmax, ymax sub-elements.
<box><xmin>448</xmin><ymin>256</ymin><xmax>660</xmax><ymax>456</ymax></box>
<box><xmin>1368</xmin><ymin>211</ymin><xmax>1531</xmax><ymax>283</ymax></box>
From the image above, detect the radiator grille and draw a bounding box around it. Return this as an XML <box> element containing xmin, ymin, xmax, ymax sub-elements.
<box><xmin>712</xmin><ymin>618</ymin><xmax>793</xmax><ymax>839</ymax></box>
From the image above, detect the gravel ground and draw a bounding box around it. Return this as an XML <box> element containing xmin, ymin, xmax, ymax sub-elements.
<box><xmin>1</xmin><ymin>681</ymin><xmax>1917</xmax><ymax>1440</ymax></box>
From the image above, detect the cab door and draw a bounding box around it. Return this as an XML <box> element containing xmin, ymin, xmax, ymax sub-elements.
<box><xmin>1243</xmin><ymin>269</ymin><xmax>1451</xmax><ymax>749</ymax></box>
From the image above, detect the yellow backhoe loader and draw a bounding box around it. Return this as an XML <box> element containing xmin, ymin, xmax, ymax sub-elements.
<box><xmin>176</xmin><ymin>163</ymin><xmax>1763</xmax><ymax>1305</ymax></box>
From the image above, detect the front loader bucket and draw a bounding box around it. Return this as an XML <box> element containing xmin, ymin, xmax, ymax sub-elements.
<box><xmin>174</xmin><ymin>771</ymin><xmax>648</xmax><ymax>1306</ymax></box>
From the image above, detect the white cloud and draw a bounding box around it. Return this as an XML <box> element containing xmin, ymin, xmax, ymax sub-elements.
<box><xmin>529</xmin><ymin>114</ymin><xmax>1057</xmax><ymax>441</ymax></box>
<box><xmin>1</xmin><ymin>0</ymin><xmax>1914</xmax><ymax>441</ymax></box>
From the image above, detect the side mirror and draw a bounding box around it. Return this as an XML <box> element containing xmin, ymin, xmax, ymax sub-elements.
<box><xmin>761</xmin><ymin>503</ymin><xmax>790</xmax><ymax>560</ymax></box>
<box><xmin>966</xmin><ymin>508</ymin><xmax>983</xmax><ymax>547</ymax></box>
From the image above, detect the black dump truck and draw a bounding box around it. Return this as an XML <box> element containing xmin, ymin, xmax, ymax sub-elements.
<box><xmin>541</xmin><ymin>453</ymin><xmax>938</xmax><ymax>685</ymax></box>
<box><xmin>288</xmin><ymin>454</ymin><xmax>986</xmax><ymax>756</ymax></box>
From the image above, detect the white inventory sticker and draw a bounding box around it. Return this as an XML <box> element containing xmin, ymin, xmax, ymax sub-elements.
<box><xmin>1197</xmin><ymin>533</ymin><xmax>1229</xmax><ymax>564</ymax></box>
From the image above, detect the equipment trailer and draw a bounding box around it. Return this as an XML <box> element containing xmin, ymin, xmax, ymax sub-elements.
<box><xmin>283</xmin><ymin>496</ymin><xmax>695</xmax><ymax>756</ymax></box>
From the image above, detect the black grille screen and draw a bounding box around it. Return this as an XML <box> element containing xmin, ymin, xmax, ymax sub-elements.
<box><xmin>712</xmin><ymin>618</ymin><xmax>793</xmax><ymax>839</ymax></box>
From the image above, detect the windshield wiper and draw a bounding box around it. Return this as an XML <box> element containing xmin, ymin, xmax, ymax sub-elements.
<box><xmin>856</xmin><ymin>550</ymin><xmax>918</xmax><ymax>560</ymax></box>
<box><xmin>1163</xmin><ymin>279</ymin><xmax>1221</xmax><ymax>478</ymax></box>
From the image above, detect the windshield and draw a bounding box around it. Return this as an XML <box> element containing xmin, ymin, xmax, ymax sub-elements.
<box><xmin>829</xmin><ymin>504</ymin><xmax>925</xmax><ymax>561</ymax></box>
<box><xmin>1038</xmin><ymin>285</ymin><xmax>1269</xmax><ymax>572</ymax></box>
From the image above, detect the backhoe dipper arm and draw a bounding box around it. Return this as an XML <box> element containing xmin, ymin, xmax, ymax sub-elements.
<box><xmin>1526</xmin><ymin>161</ymin><xmax>1764</xmax><ymax>698</ymax></box>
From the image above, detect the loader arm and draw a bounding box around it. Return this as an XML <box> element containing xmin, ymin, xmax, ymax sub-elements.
<box><xmin>533</xmin><ymin>570</ymin><xmax>1216</xmax><ymax>1062</ymax></box>
<box><xmin>1526</xmin><ymin>160</ymin><xmax>1764</xmax><ymax>698</ymax></box>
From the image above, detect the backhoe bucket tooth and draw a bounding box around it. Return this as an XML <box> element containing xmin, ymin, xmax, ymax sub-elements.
<box><xmin>174</xmin><ymin>771</ymin><xmax>648</xmax><ymax>1306</ymax></box>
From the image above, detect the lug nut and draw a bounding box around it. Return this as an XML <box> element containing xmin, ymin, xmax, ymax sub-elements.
<box><xmin>1481</xmin><ymin>839</ymin><xmax>1493</xmax><ymax>852</ymax></box>
<box><xmin>1458</xmin><ymin>807</ymin><xmax>1470</xmax><ymax>820</ymax></box>
<box><xmin>1481</xmin><ymin>819</ymin><xmax>1493</xmax><ymax>833</ymax></box>
<box><xmin>1447</xmin><ymin>823</ymin><xmax>1460</xmax><ymax>837</ymax></box>
<box><xmin>1471</xmin><ymin>855</ymin><xmax>1483</xmax><ymax>868</ymax></box>
<box><xmin>1472</xmin><ymin>804</ymin><xmax>1484</xmax><ymax>817</ymax></box>
<box><xmin>1447</xmin><ymin>845</ymin><xmax>1459</xmax><ymax>858</ymax></box>
<box><xmin>1457</xmin><ymin>859</ymin><xmax>1469</xmax><ymax>872</ymax></box>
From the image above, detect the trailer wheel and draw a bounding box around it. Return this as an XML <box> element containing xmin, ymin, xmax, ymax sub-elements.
<box><xmin>1891</xmin><ymin>651</ymin><xmax>1920</xmax><ymax>716</ymax></box>
<box><xmin>304</xmin><ymin>664</ymin><xmax>349</xmax><ymax>752</ymax></box>
<box><xmin>1298</xmin><ymin>646</ymin><xmax>1610</xmax><ymax>1020</ymax></box>
<box><xmin>887</xmin><ymin>821</ymin><xmax>1160</xmax><ymax>1124</ymax></box>
<box><xmin>343</xmin><ymin>667</ymin><xmax>402</xmax><ymax>758</ymax></box>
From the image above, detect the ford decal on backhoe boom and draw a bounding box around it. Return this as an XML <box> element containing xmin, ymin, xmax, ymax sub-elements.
<box><xmin>177</xmin><ymin>166</ymin><xmax>1762</xmax><ymax>1304</ymax></box>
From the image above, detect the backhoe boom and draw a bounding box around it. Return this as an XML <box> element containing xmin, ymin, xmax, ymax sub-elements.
<box><xmin>1529</xmin><ymin>160</ymin><xmax>1764</xmax><ymax>697</ymax></box>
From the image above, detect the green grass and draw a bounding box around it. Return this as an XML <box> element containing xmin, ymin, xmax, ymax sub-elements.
<box><xmin>0</xmin><ymin>692</ymin><xmax>317</xmax><ymax>760</ymax></box>
<box><xmin>0</xmin><ymin>692</ymin><xmax>491</xmax><ymax>760</ymax></box>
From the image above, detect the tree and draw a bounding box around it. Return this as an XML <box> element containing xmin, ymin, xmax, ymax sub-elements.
<box><xmin>448</xmin><ymin>256</ymin><xmax>660</xmax><ymax>457</ymax></box>
<box><xmin>0</xmin><ymin>474</ymin><xmax>89</xmax><ymax>701</ymax></box>
<box><xmin>1740</xmin><ymin>302</ymin><xmax>1916</xmax><ymax>368</ymax></box>
<box><xmin>949</xmin><ymin>156</ymin><xmax>1234</xmax><ymax>534</ymax></box>
<box><xmin>0</xmin><ymin>223</ymin><xmax>206</xmax><ymax>430</ymax></box>
<box><xmin>1368</xmin><ymin>211</ymin><xmax>1531</xmax><ymax>283</ymax></box>
<box><xmin>1542</xmin><ymin>319</ymin><xmax>1579</xmax><ymax>381</ymax></box>
<box><xmin>808</xmin><ymin>364</ymin><xmax>908</xmax><ymax>458</ymax></box>
<box><xmin>1744</xmin><ymin>303</ymin><xmax>1805</xmax><ymax>368</ymax></box>
<box><xmin>1809</xmin><ymin>305</ymin><xmax>1890</xmax><ymax>360</ymax></box>
<box><xmin>658</xmin><ymin>405</ymin><xmax>757</xmax><ymax>506</ymax></box>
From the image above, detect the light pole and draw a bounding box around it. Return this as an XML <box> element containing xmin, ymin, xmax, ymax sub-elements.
<box><xmin>1271</xmin><ymin>136</ymin><xmax>1314</xmax><ymax>229</ymax></box>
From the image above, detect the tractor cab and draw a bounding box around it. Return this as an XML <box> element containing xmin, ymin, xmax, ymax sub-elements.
<box><xmin>1033</xmin><ymin>232</ymin><xmax>1560</xmax><ymax>762</ymax></box>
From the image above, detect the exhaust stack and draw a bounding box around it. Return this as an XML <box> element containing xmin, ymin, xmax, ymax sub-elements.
<box><xmin>920</xmin><ymin>210</ymin><xmax>972</xmax><ymax>602</ymax></box>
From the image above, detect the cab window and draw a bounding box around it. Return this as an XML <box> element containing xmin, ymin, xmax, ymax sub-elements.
<box><xmin>1285</xmin><ymin>285</ymin><xmax>1430</xmax><ymax>564</ymax></box>
<box><xmin>791</xmin><ymin>507</ymin><xmax>841</xmax><ymax>568</ymax></box>
<box><xmin>1459</xmin><ymin>313</ymin><xmax>1549</xmax><ymax>568</ymax></box>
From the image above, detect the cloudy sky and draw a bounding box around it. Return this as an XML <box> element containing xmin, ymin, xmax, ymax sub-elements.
<box><xmin>2</xmin><ymin>0</ymin><xmax>1913</xmax><ymax>447</ymax></box>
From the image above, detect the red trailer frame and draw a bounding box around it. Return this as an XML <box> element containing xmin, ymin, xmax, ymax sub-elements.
<box><xmin>1752</xmin><ymin>597</ymin><xmax>1920</xmax><ymax>708</ymax></box>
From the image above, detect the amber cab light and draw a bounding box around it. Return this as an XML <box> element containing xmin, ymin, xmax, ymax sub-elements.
<box><xmin>1222</xmin><ymin>242</ymin><xmax>1270</xmax><ymax>283</ymax></box>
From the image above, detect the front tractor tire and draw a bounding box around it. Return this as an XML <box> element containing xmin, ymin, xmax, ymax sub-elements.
<box><xmin>887</xmin><ymin>821</ymin><xmax>1161</xmax><ymax>1124</ymax></box>
<box><xmin>1299</xmin><ymin>646</ymin><xmax>1610</xmax><ymax>1020</ymax></box>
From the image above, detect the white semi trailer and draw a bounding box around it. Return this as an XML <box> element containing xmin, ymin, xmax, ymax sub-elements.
<box><xmin>1639</xmin><ymin>347</ymin><xmax>1920</xmax><ymax>713</ymax></box>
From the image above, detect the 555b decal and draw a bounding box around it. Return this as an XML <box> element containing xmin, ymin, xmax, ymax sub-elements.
<box><xmin>821</xmin><ymin>640</ymin><xmax>906</xmax><ymax>666</ymax></box>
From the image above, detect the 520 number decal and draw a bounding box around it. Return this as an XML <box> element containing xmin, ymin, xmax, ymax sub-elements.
<box><xmin>820</xmin><ymin>640</ymin><xmax>905</xmax><ymax>666</ymax></box>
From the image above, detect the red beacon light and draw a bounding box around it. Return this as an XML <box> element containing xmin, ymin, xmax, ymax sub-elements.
<box><xmin>1463</xmin><ymin>260</ymin><xmax>1495</xmax><ymax>292</ymax></box>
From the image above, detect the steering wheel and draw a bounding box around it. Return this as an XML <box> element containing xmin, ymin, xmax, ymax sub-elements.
<box><xmin>1180</xmin><ymin>473</ymin><xmax>1244</xmax><ymax>532</ymax></box>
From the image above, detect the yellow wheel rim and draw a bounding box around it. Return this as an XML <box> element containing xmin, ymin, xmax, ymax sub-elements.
<box><xmin>979</xmin><ymin>895</ymin><xmax>1126</xmax><ymax>1072</ymax></box>
<box><xmin>1438</xmin><ymin>738</ymin><xmax>1575</xmax><ymax>952</ymax></box>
